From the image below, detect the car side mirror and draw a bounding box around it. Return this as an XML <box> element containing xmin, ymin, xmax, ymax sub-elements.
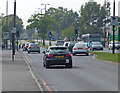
<box><xmin>42</xmin><ymin>51</ymin><xmax>46</xmax><ymax>54</ymax></box>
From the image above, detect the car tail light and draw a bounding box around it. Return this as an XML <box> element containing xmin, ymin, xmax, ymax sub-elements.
<box><xmin>68</xmin><ymin>46</ymin><xmax>70</xmax><ymax>49</ymax></box>
<box><xmin>29</xmin><ymin>47</ymin><xmax>31</xmax><ymax>49</ymax></box>
<box><xmin>56</xmin><ymin>44</ymin><xmax>58</xmax><ymax>46</ymax></box>
<box><xmin>85</xmin><ymin>47</ymin><xmax>88</xmax><ymax>49</ymax></box>
<box><xmin>66</xmin><ymin>54</ymin><xmax>71</xmax><ymax>57</ymax></box>
<box><xmin>73</xmin><ymin>47</ymin><xmax>76</xmax><ymax>50</ymax></box>
<box><xmin>47</xmin><ymin>55</ymin><xmax>54</xmax><ymax>58</ymax></box>
<box><xmin>37</xmin><ymin>46</ymin><xmax>39</xmax><ymax>48</ymax></box>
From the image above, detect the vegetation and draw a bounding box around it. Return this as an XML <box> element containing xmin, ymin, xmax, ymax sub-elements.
<box><xmin>26</xmin><ymin>0</ymin><xmax>111</xmax><ymax>43</ymax></box>
<box><xmin>89</xmin><ymin>51</ymin><xmax>119</xmax><ymax>63</ymax></box>
<box><xmin>1</xmin><ymin>14</ymin><xmax>24</xmax><ymax>41</ymax></box>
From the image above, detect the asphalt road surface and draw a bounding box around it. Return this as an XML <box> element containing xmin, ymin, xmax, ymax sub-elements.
<box><xmin>22</xmin><ymin>47</ymin><xmax>118</xmax><ymax>92</ymax></box>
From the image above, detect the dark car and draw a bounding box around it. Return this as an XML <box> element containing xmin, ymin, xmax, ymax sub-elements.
<box><xmin>42</xmin><ymin>46</ymin><xmax>72</xmax><ymax>69</ymax></box>
<box><xmin>67</xmin><ymin>42</ymin><xmax>78</xmax><ymax>53</ymax></box>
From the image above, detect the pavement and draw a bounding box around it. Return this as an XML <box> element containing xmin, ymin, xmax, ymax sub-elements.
<box><xmin>1</xmin><ymin>48</ymin><xmax>40</xmax><ymax>92</ymax></box>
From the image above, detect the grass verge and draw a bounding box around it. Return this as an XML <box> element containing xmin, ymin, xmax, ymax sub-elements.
<box><xmin>89</xmin><ymin>51</ymin><xmax>120</xmax><ymax>63</ymax></box>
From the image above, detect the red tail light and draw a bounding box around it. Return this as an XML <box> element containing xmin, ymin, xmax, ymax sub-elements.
<box><xmin>29</xmin><ymin>47</ymin><xmax>31</xmax><ymax>49</ymax></box>
<box><xmin>37</xmin><ymin>46</ymin><xmax>39</xmax><ymax>48</ymax></box>
<box><xmin>85</xmin><ymin>47</ymin><xmax>88</xmax><ymax>49</ymax></box>
<box><xmin>47</xmin><ymin>55</ymin><xmax>54</xmax><ymax>58</ymax></box>
<box><xmin>56</xmin><ymin>44</ymin><xmax>58</xmax><ymax>46</ymax></box>
<box><xmin>73</xmin><ymin>47</ymin><xmax>76</xmax><ymax>50</ymax></box>
<box><xmin>66</xmin><ymin>54</ymin><xmax>71</xmax><ymax>57</ymax></box>
<box><xmin>68</xmin><ymin>46</ymin><xmax>70</xmax><ymax>49</ymax></box>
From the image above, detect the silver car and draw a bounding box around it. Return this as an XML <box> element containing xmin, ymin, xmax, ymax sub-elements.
<box><xmin>90</xmin><ymin>42</ymin><xmax>103</xmax><ymax>50</ymax></box>
<box><xmin>72</xmin><ymin>43</ymin><xmax>88</xmax><ymax>56</ymax></box>
<box><xmin>27</xmin><ymin>43</ymin><xmax>40</xmax><ymax>54</ymax></box>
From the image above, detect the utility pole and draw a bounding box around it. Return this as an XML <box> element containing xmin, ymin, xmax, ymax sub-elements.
<box><xmin>12</xmin><ymin>0</ymin><xmax>16</xmax><ymax>61</ymax></box>
<box><xmin>112</xmin><ymin>0</ymin><xmax>115</xmax><ymax>54</ymax></box>
<box><xmin>6</xmin><ymin>0</ymin><xmax>8</xmax><ymax>49</ymax></box>
<box><xmin>41</xmin><ymin>3</ymin><xmax>50</xmax><ymax>46</ymax></box>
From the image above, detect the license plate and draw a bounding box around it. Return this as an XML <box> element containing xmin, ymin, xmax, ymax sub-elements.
<box><xmin>66</xmin><ymin>59</ymin><xmax>69</xmax><ymax>63</ymax></box>
<box><xmin>78</xmin><ymin>48</ymin><xmax>83</xmax><ymax>49</ymax></box>
<box><xmin>32</xmin><ymin>48</ymin><xmax>36</xmax><ymax>49</ymax></box>
<box><xmin>56</xmin><ymin>56</ymin><xmax>64</xmax><ymax>58</ymax></box>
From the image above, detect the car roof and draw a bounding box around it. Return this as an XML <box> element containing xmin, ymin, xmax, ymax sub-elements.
<box><xmin>49</xmin><ymin>46</ymin><xmax>67</xmax><ymax>48</ymax></box>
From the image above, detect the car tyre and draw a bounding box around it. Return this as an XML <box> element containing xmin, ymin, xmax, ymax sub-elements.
<box><xmin>86</xmin><ymin>53</ymin><xmax>89</xmax><ymax>56</ymax></box>
<box><xmin>68</xmin><ymin>62</ymin><xmax>72</xmax><ymax>68</ymax></box>
<box><xmin>43</xmin><ymin>62</ymin><xmax>45</xmax><ymax>67</ymax></box>
<box><xmin>28</xmin><ymin>51</ymin><xmax>30</xmax><ymax>54</ymax></box>
<box><xmin>73</xmin><ymin>53</ymin><xmax>75</xmax><ymax>56</ymax></box>
<box><xmin>38</xmin><ymin>51</ymin><xmax>40</xmax><ymax>53</ymax></box>
<box><xmin>45</xmin><ymin>62</ymin><xmax>49</xmax><ymax>69</ymax></box>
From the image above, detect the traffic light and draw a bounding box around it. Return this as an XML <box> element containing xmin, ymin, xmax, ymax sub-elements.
<box><xmin>75</xmin><ymin>30</ymin><xmax>78</xmax><ymax>36</ymax></box>
<box><xmin>49</xmin><ymin>32</ymin><xmax>52</xmax><ymax>38</ymax></box>
<box><xmin>16</xmin><ymin>31</ymin><xmax>19</xmax><ymax>37</ymax></box>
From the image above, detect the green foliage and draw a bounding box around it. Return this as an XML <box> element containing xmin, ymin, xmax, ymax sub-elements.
<box><xmin>79</xmin><ymin>1</ymin><xmax>111</xmax><ymax>36</ymax></box>
<box><xmin>2</xmin><ymin>14</ymin><xmax>24</xmax><ymax>38</ymax></box>
<box><xmin>26</xmin><ymin>1</ymin><xmax>111</xmax><ymax>40</ymax></box>
<box><xmin>89</xmin><ymin>51</ymin><xmax>119</xmax><ymax>63</ymax></box>
<box><xmin>62</xmin><ymin>25</ymin><xmax>75</xmax><ymax>39</ymax></box>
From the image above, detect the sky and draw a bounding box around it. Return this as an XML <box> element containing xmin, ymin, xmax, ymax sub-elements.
<box><xmin>0</xmin><ymin>0</ymin><xmax>120</xmax><ymax>28</ymax></box>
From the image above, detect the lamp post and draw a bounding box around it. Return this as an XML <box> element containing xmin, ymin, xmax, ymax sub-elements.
<box><xmin>112</xmin><ymin>0</ymin><xmax>115</xmax><ymax>54</ymax></box>
<box><xmin>41</xmin><ymin>3</ymin><xmax>50</xmax><ymax>46</ymax></box>
<box><xmin>12</xmin><ymin>0</ymin><xmax>16</xmax><ymax>61</ymax></box>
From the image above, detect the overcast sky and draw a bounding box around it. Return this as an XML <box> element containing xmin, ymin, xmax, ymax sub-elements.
<box><xmin>0</xmin><ymin>0</ymin><xmax>120</xmax><ymax>28</ymax></box>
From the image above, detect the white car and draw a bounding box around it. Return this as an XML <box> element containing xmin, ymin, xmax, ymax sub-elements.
<box><xmin>108</xmin><ymin>41</ymin><xmax>120</xmax><ymax>50</ymax></box>
<box><xmin>90</xmin><ymin>42</ymin><xmax>103</xmax><ymax>50</ymax></box>
<box><xmin>72</xmin><ymin>43</ymin><xmax>88</xmax><ymax>56</ymax></box>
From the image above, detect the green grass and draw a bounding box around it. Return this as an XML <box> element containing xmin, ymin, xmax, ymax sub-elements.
<box><xmin>89</xmin><ymin>51</ymin><xmax>120</xmax><ymax>63</ymax></box>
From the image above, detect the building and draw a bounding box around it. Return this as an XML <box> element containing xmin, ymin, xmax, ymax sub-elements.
<box><xmin>118</xmin><ymin>1</ymin><xmax>120</xmax><ymax>17</ymax></box>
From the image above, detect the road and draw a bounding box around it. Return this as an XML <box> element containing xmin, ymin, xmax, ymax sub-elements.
<box><xmin>22</xmin><ymin>47</ymin><xmax>118</xmax><ymax>91</ymax></box>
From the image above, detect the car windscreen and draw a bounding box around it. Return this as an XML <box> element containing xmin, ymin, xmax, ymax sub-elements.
<box><xmin>92</xmin><ymin>43</ymin><xmax>101</xmax><ymax>45</ymax></box>
<box><xmin>49</xmin><ymin>47</ymin><xmax>69</xmax><ymax>53</ymax></box>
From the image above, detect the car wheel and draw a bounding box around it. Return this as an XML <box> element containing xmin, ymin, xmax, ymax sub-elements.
<box><xmin>38</xmin><ymin>51</ymin><xmax>40</xmax><ymax>53</ymax></box>
<box><xmin>73</xmin><ymin>53</ymin><xmax>75</xmax><ymax>56</ymax></box>
<box><xmin>86</xmin><ymin>53</ymin><xmax>89</xmax><ymax>56</ymax></box>
<box><xmin>45</xmin><ymin>62</ymin><xmax>49</xmax><ymax>69</ymax></box>
<box><xmin>43</xmin><ymin>62</ymin><xmax>45</xmax><ymax>67</ymax></box>
<box><xmin>68</xmin><ymin>62</ymin><xmax>72</xmax><ymax>68</ymax></box>
<box><xmin>28</xmin><ymin>51</ymin><xmax>30</xmax><ymax>54</ymax></box>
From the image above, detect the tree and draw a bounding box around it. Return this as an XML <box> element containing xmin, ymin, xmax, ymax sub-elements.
<box><xmin>79</xmin><ymin>0</ymin><xmax>111</xmax><ymax>37</ymax></box>
<box><xmin>62</xmin><ymin>25</ymin><xmax>75</xmax><ymax>39</ymax></box>
<box><xmin>2</xmin><ymin>14</ymin><xmax>24</xmax><ymax>39</ymax></box>
<box><xmin>27</xmin><ymin>12</ymin><xmax>56</xmax><ymax>45</ymax></box>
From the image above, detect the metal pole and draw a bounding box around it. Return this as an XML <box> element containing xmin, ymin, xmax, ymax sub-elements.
<box><xmin>6</xmin><ymin>0</ymin><xmax>8</xmax><ymax>49</ymax></box>
<box><xmin>12</xmin><ymin>0</ymin><xmax>16</xmax><ymax>61</ymax></box>
<box><xmin>112</xmin><ymin>0</ymin><xmax>115</xmax><ymax>54</ymax></box>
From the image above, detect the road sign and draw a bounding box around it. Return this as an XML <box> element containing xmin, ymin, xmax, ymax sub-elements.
<box><xmin>110</xmin><ymin>16</ymin><xmax>118</xmax><ymax>26</ymax></box>
<box><xmin>4</xmin><ymin>32</ymin><xmax>9</xmax><ymax>39</ymax></box>
<box><xmin>11</xmin><ymin>27</ymin><xmax>16</xmax><ymax>33</ymax></box>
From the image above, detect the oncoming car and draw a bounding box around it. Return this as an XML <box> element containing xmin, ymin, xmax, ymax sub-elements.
<box><xmin>42</xmin><ymin>46</ymin><xmax>72</xmax><ymax>68</ymax></box>
<box><xmin>27</xmin><ymin>43</ymin><xmax>40</xmax><ymax>54</ymax></box>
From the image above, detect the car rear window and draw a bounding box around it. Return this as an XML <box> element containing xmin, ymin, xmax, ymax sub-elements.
<box><xmin>30</xmin><ymin>44</ymin><xmax>38</xmax><ymax>47</ymax></box>
<box><xmin>49</xmin><ymin>47</ymin><xmax>68</xmax><ymax>53</ymax></box>
<box><xmin>76</xmin><ymin>44</ymin><xmax>86</xmax><ymax>47</ymax></box>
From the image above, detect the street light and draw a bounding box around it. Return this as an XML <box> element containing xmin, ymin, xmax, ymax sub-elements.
<box><xmin>41</xmin><ymin>3</ymin><xmax>50</xmax><ymax>46</ymax></box>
